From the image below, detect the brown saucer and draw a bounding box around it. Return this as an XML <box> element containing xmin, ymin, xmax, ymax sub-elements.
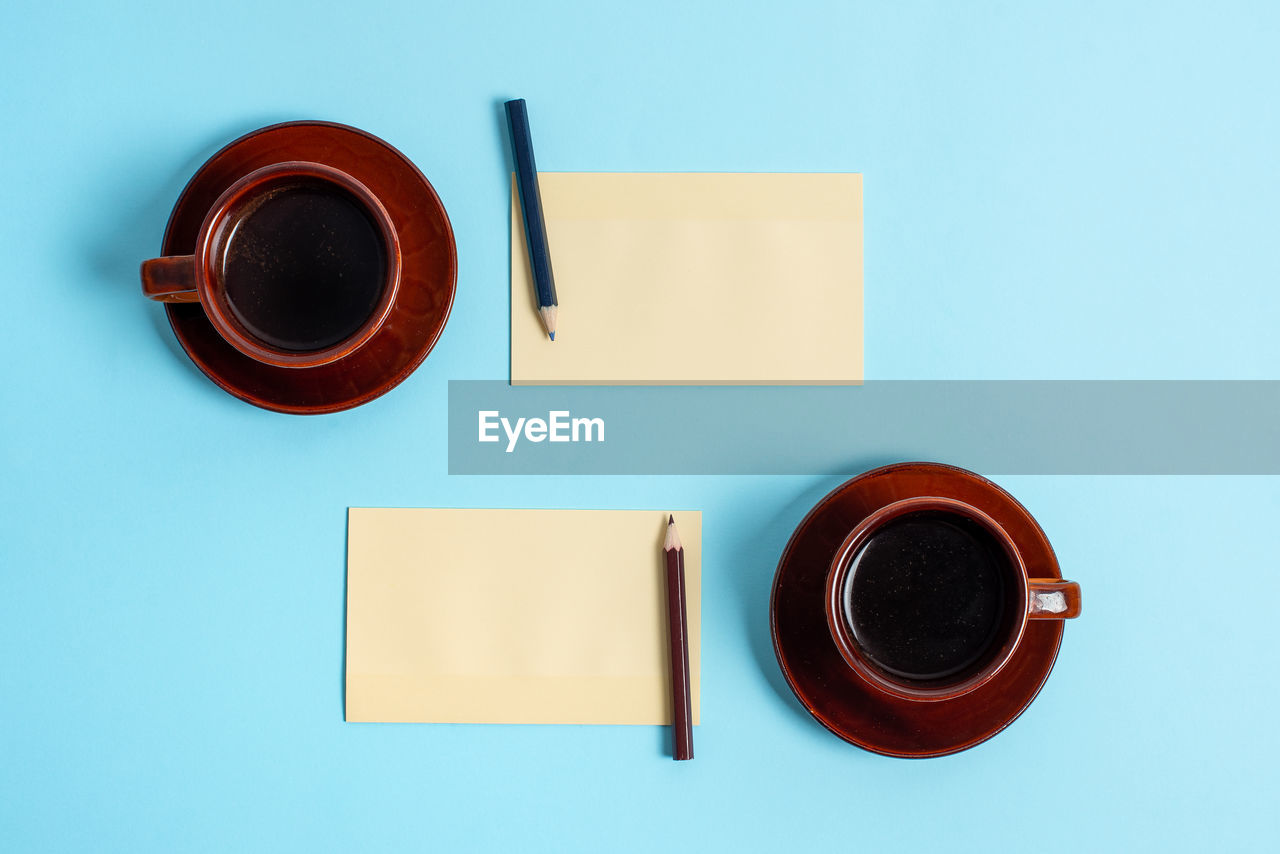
<box><xmin>159</xmin><ymin>121</ymin><xmax>457</xmax><ymax>414</ymax></box>
<box><xmin>770</xmin><ymin>462</ymin><xmax>1066</xmax><ymax>757</ymax></box>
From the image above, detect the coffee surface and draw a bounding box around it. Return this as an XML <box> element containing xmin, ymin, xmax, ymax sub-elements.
<box><xmin>221</xmin><ymin>184</ymin><xmax>386</xmax><ymax>352</ymax></box>
<box><xmin>844</xmin><ymin>511</ymin><xmax>1008</xmax><ymax>681</ymax></box>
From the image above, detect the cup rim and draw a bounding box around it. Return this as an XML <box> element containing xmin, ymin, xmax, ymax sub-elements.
<box><xmin>192</xmin><ymin>160</ymin><xmax>402</xmax><ymax>369</ymax></box>
<box><xmin>824</xmin><ymin>495</ymin><xmax>1031</xmax><ymax>703</ymax></box>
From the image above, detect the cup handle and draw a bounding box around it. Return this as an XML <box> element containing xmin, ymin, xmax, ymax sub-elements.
<box><xmin>140</xmin><ymin>255</ymin><xmax>199</xmax><ymax>303</ymax></box>
<box><xmin>1027</xmin><ymin>579</ymin><xmax>1082</xmax><ymax>619</ymax></box>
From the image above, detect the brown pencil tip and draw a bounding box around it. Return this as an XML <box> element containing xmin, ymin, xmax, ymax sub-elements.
<box><xmin>664</xmin><ymin>515</ymin><xmax>682</xmax><ymax>551</ymax></box>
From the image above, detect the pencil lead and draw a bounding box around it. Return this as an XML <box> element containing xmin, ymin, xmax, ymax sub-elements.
<box><xmin>669</xmin><ymin>514</ymin><xmax>674</xmax><ymax>524</ymax></box>
<box><xmin>549</xmin><ymin>331</ymin><xmax>555</xmax><ymax>341</ymax></box>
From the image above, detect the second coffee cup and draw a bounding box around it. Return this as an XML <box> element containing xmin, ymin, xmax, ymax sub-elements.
<box><xmin>825</xmin><ymin>495</ymin><xmax>1081</xmax><ymax>703</ymax></box>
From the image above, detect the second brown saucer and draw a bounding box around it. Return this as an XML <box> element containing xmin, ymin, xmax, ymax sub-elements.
<box><xmin>771</xmin><ymin>462</ymin><xmax>1074</xmax><ymax>757</ymax></box>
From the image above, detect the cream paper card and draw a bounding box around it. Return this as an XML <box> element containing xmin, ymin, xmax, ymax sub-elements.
<box><xmin>345</xmin><ymin>508</ymin><xmax>701</xmax><ymax>724</ymax></box>
<box><xmin>511</xmin><ymin>172</ymin><xmax>862</xmax><ymax>385</ymax></box>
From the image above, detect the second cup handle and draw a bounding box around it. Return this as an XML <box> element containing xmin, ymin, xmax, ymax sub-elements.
<box><xmin>1027</xmin><ymin>579</ymin><xmax>1082</xmax><ymax>619</ymax></box>
<box><xmin>140</xmin><ymin>255</ymin><xmax>199</xmax><ymax>303</ymax></box>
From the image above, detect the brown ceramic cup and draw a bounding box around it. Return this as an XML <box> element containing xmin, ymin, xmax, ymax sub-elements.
<box><xmin>825</xmin><ymin>496</ymin><xmax>1081</xmax><ymax>703</ymax></box>
<box><xmin>140</xmin><ymin>161</ymin><xmax>401</xmax><ymax>369</ymax></box>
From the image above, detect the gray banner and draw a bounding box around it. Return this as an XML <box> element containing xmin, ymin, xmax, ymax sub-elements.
<box><xmin>447</xmin><ymin>381</ymin><xmax>1280</xmax><ymax>475</ymax></box>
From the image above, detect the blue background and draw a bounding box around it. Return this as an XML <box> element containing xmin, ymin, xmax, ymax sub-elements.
<box><xmin>2</xmin><ymin>1</ymin><xmax>1278</xmax><ymax>851</ymax></box>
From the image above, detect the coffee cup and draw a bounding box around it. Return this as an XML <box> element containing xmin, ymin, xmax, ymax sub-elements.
<box><xmin>825</xmin><ymin>495</ymin><xmax>1081</xmax><ymax>702</ymax></box>
<box><xmin>140</xmin><ymin>161</ymin><xmax>401</xmax><ymax>369</ymax></box>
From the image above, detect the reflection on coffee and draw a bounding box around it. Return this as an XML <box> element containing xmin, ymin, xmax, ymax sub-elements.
<box><xmin>842</xmin><ymin>511</ymin><xmax>1010</xmax><ymax>681</ymax></box>
<box><xmin>220</xmin><ymin>183</ymin><xmax>386</xmax><ymax>352</ymax></box>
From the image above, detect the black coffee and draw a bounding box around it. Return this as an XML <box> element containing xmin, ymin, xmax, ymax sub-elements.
<box><xmin>843</xmin><ymin>511</ymin><xmax>1010</xmax><ymax>682</ymax></box>
<box><xmin>220</xmin><ymin>183</ymin><xmax>386</xmax><ymax>352</ymax></box>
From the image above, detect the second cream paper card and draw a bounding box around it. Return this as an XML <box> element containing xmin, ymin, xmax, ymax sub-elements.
<box><xmin>346</xmin><ymin>508</ymin><xmax>701</xmax><ymax>725</ymax></box>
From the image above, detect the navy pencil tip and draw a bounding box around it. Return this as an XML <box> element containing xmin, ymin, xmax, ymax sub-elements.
<box><xmin>548</xmin><ymin>331</ymin><xmax>555</xmax><ymax>341</ymax></box>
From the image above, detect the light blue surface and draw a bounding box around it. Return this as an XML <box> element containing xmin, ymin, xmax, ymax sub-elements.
<box><xmin>2</xmin><ymin>1</ymin><xmax>1278</xmax><ymax>851</ymax></box>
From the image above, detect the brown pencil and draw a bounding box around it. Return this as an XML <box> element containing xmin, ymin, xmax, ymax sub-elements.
<box><xmin>664</xmin><ymin>514</ymin><xmax>693</xmax><ymax>760</ymax></box>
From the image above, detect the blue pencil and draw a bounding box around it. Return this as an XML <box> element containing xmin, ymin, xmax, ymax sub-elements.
<box><xmin>505</xmin><ymin>98</ymin><xmax>558</xmax><ymax>341</ymax></box>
